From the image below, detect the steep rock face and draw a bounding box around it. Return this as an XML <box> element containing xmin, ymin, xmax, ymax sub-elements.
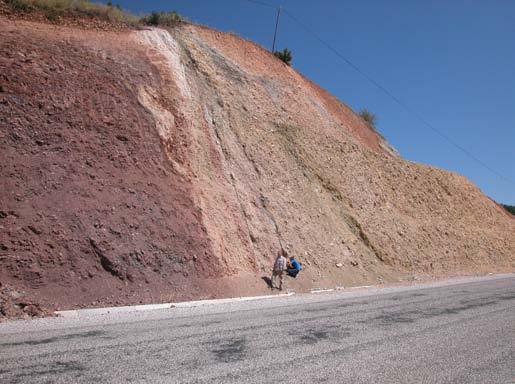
<box><xmin>0</xmin><ymin>20</ymin><xmax>222</xmax><ymax>313</ymax></box>
<box><xmin>135</xmin><ymin>25</ymin><xmax>512</xmax><ymax>281</ymax></box>
<box><xmin>0</xmin><ymin>18</ymin><xmax>513</xmax><ymax>315</ymax></box>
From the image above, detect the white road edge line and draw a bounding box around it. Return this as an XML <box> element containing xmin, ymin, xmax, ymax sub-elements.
<box><xmin>53</xmin><ymin>274</ymin><xmax>515</xmax><ymax>319</ymax></box>
<box><xmin>55</xmin><ymin>292</ymin><xmax>295</xmax><ymax>318</ymax></box>
<box><xmin>311</xmin><ymin>285</ymin><xmax>372</xmax><ymax>294</ymax></box>
<box><xmin>310</xmin><ymin>289</ymin><xmax>335</xmax><ymax>293</ymax></box>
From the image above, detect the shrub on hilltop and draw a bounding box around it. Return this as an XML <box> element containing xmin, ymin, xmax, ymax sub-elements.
<box><xmin>358</xmin><ymin>109</ymin><xmax>377</xmax><ymax>129</ymax></box>
<box><xmin>274</xmin><ymin>48</ymin><xmax>292</xmax><ymax>66</ymax></box>
<box><xmin>502</xmin><ymin>204</ymin><xmax>515</xmax><ymax>215</ymax></box>
<box><xmin>140</xmin><ymin>10</ymin><xmax>182</xmax><ymax>27</ymax></box>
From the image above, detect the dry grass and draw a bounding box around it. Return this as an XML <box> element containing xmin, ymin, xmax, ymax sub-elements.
<box><xmin>5</xmin><ymin>0</ymin><xmax>161</xmax><ymax>25</ymax></box>
<box><xmin>358</xmin><ymin>109</ymin><xmax>377</xmax><ymax>129</ymax></box>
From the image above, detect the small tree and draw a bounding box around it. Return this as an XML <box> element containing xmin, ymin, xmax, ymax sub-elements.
<box><xmin>106</xmin><ymin>1</ymin><xmax>121</xmax><ymax>8</ymax></box>
<box><xmin>141</xmin><ymin>11</ymin><xmax>182</xmax><ymax>27</ymax></box>
<box><xmin>143</xmin><ymin>11</ymin><xmax>160</xmax><ymax>25</ymax></box>
<box><xmin>274</xmin><ymin>48</ymin><xmax>292</xmax><ymax>66</ymax></box>
<box><xmin>502</xmin><ymin>204</ymin><xmax>515</xmax><ymax>215</ymax></box>
<box><xmin>358</xmin><ymin>109</ymin><xmax>377</xmax><ymax>130</ymax></box>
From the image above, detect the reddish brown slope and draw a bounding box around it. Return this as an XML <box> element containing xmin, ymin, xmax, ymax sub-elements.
<box><xmin>0</xmin><ymin>17</ymin><xmax>513</xmax><ymax>318</ymax></box>
<box><xmin>0</xmin><ymin>19</ymin><xmax>222</xmax><ymax>317</ymax></box>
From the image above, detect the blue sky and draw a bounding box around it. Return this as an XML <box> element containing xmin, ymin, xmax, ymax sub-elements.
<box><xmin>110</xmin><ymin>0</ymin><xmax>514</xmax><ymax>204</ymax></box>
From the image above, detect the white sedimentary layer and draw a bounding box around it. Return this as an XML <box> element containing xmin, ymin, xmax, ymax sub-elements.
<box><xmin>136</xmin><ymin>28</ymin><xmax>192</xmax><ymax>100</ymax></box>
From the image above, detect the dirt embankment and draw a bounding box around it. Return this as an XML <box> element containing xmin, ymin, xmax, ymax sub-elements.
<box><xmin>1</xmin><ymin>17</ymin><xmax>513</xmax><ymax>319</ymax></box>
<box><xmin>0</xmin><ymin>19</ymin><xmax>223</xmax><ymax>318</ymax></box>
<box><xmin>175</xmin><ymin>24</ymin><xmax>513</xmax><ymax>277</ymax></box>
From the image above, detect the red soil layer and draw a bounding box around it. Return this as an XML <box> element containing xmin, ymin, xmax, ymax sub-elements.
<box><xmin>0</xmin><ymin>19</ymin><xmax>221</xmax><ymax>317</ymax></box>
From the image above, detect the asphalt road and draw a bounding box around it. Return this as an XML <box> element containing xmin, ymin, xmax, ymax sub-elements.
<box><xmin>1</xmin><ymin>275</ymin><xmax>514</xmax><ymax>383</ymax></box>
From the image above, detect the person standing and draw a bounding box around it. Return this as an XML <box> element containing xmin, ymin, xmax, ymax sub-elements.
<box><xmin>271</xmin><ymin>249</ymin><xmax>287</xmax><ymax>290</ymax></box>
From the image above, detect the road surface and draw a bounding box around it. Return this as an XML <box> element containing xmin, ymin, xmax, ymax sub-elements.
<box><xmin>1</xmin><ymin>274</ymin><xmax>514</xmax><ymax>383</ymax></box>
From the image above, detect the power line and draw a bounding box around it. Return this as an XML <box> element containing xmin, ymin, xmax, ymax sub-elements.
<box><xmin>283</xmin><ymin>9</ymin><xmax>514</xmax><ymax>186</ymax></box>
<box><xmin>244</xmin><ymin>0</ymin><xmax>514</xmax><ymax>186</ymax></box>
<box><xmin>244</xmin><ymin>0</ymin><xmax>276</xmax><ymax>9</ymax></box>
<box><xmin>271</xmin><ymin>6</ymin><xmax>281</xmax><ymax>52</ymax></box>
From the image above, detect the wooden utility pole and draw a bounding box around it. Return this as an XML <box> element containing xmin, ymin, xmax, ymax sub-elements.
<box><xmin>272</xmin><ymin>6</ymin><xmax>281</xmax><ymax>52</ymax></box>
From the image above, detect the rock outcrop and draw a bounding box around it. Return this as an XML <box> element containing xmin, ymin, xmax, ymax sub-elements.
<box><xmin>0</xmin><ymin>17</ymin><xmax>513</xmax><ymax>317</ymax></box>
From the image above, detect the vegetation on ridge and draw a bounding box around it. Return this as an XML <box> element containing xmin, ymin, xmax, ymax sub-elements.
<box><xmin>5</xmin><ymin>0</ymin><xmax>182</xmax><ymax>26</ymax></box>
<box><xmin>274</xmin><ymin>48</ymin><xmax>293</xmax><ymax>66</ymax></box>
<box><xmin>6</xmin><ymin>0</ymin><xmax>135</xmax><ymax>22</ymax></box>
<box><xmin>358</xmin><ymin>109</ymin><xmax>378</xmax><ymax>131</ymax></box>
<box><xmin>502</xmin><ymin>204</ymin><xmax>515</xmax><ymax>215</ymax></box>
<box><xmin>140</xmin><ymin>10</ymin><xmax>182</xmax><ymax>27</ymax></box>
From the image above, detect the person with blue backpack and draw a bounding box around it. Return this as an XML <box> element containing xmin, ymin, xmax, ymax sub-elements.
<box><xmin>286</xmin><ymin>255</ymin><xmax>301</xmax><ymax>278</ymax></box>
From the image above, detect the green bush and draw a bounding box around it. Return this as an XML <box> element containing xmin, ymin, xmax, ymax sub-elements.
<box><xmin>274</xmin><ymin>48</ymin><xmax>292</xmax><ymax>66</ymax></box>
<box><xmin>502</xmin><ymin>204</ymin><xmax>515</xmax><ymax>215</ymax></box>
<box><xmin>140</xmin><ymin>11</ymin><xmax>182</xmax><ymax>27</ymax></box>
<box><xmin>105</xmin><ymin>1</ymin><xmax>120</xmax><ymax>9</ymax></box>
<box><xmin>358</xmin><ymin>109</ymin><xmax>377</xmax><ymax>130</ymax></box>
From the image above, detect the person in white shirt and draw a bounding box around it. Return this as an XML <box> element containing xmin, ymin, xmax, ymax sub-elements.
<box><xmin>271</xmin><ymin>249</ymin><xmax>288</xmax><ymax>290</ymax></box>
